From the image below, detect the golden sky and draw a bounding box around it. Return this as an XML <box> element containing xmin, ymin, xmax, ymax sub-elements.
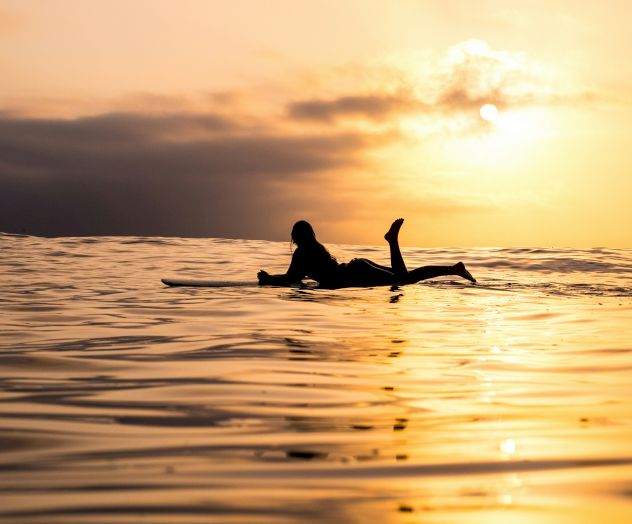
<box><xmin>1</xmin><ymin>0</ymin><xmax>631</xmax><ymax>246</ymax></box>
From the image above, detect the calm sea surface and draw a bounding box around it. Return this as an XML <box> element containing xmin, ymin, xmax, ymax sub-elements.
<box><xmin>2</xmin><ymin>233</ymin><xmax>632</xmax><ymax>523</ymax></box>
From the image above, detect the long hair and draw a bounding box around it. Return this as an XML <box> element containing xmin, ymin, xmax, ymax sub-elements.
<box><xmin>291</xmin><ymin>220</ymin><xmax>337</xmax><ymax>265</ymax></box>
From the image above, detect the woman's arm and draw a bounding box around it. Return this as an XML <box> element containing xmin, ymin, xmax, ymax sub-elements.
<box><xmin>257</xmin><ymin>270</ymin><xmax>293</xmax><ymax>286</ymax></box>
<box><xmin>257</xmin><ymin>250</ymin><xmax>305</xmax><ymax>286</ymax></box>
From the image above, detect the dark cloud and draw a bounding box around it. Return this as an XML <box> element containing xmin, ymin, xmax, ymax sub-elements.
<box><xmin>288</xmin><ymin>93</ymin><xmax>425</xmax><ymax>122</ymax></box>
<box><xmin>286</xmin><ymin>88</ymin><xmax>512</xmax><ymax>123</ymax></box>
<box><xmin>0</xmin><ymin>112</ymin><xmax>235</xmax><ymax>146</ymax></box>
<box><xmin>436</xmin><ymin>86</ymin><xmax>506</xmax><ymax>111</ymax></box>
<box><xmin>287</xmin><ymin>84</ymin><xmax>526</xmax><ymax>124</ymax></box>
<box><xmin>0</xmin><ymin>112</ymin><xmax>370</xmax><ymax>238</ymax></box>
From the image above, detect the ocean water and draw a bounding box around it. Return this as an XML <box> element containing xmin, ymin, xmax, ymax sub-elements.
<box><xmin>1</xmin><ymin>232</ymin><xmax>632</xmax><ymax>523</ymax></box>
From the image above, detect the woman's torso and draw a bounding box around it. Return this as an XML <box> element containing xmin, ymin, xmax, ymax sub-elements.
<box><xmin>294</xmin><ymin>246</ymin><xmax>341</xmax><ymax>286</ymax></box>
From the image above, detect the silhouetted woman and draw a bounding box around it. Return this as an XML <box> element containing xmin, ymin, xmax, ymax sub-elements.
<box><xmin>257</xmin><ymin>219</ymin><xmax>476</xmax><ymax>288</ymax></box>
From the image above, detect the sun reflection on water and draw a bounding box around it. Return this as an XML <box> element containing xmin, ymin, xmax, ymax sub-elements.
<box><xmin>501</xmin><ymin>438</ymin><xmax>517</xmax><ymax>456</ymax></box>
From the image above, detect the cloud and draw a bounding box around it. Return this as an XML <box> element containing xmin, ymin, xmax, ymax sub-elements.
<box><xmin>1</xmin><ymin>40</ymin><xmax>591</xmax><ymax>240</ymax></box>
<box><xmin>0</xmin><ymin>112</ymin><xmax>373</xmax><ymax>238</ymax></box>
<box><xmin>0</xmin><ymin>112</ymin><xmax>235</xmax><ymax>147</ymax></box>
<box><xmin>288</xmin><ymin>93</ymin><xmax>425</xmax><ymax>122</ymax></box>
<box><xmin>286</xmin><ymin>40</ymin><xmax>594</xmax><ymax>124</ymax></box>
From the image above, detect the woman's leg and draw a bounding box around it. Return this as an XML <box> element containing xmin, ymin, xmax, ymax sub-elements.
<box><xmin>345</xmin><ymin>258</ymin><xmax>395</xmax><ymax>286</ymax></box>
<box><xmin>407</xmin><ymin>262</ymin><xmax>475</xmax><ymax>283</ymax></box>
<box><xmin>343</xmin><ymin>257</ymin><xmax>476</xmax><ymax>286</ymax></box>
<box><xmin>384</xmin><ymin>218</ymin><xmax>407</xmax><ymax>281</ymax></box>
<box><xmin>384</xmin><ymin>218</ymin><xmax>476</xmax><ymax>284</ymax></box>
<box><xmin>362</xmin><ymin>260</ymin><xmax>392</xmax><ymax>272</ymax></box>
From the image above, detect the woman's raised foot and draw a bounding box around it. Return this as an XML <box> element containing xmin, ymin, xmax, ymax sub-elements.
<box><xmin>384</xmin><ymin>218</ymin><xmax>404</xmax><ymax>243</ymax></box>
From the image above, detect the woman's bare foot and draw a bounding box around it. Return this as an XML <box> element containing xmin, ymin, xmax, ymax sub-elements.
<box><xmin>454</xmin><ymin>261</ymin><xmax>476</xmax><ymax>283</ymax></box>
<box><xmin>384</xmin><ymin>218</ymin><xmax>404</xmax><ymax>243</ymax></box>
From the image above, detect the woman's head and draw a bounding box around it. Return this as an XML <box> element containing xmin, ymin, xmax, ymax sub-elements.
<box><xmin>290</xmin><ymin>220</ymin><xmax>337</xmax><ymax>266</ymax></box>
<box><xmin>291</xmin><ymin>220</ymin><xmax>316</xmax><ymax>247</ymax></box>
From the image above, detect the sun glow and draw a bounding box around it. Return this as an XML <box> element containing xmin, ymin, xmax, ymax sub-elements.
<box><xmin>437</xmin><ymin>107</ymin><xmax>556</xmax><ymax>174</ymax></box>
<box><xmin>494</xmin><ymin>107</ymin><xmax>554</xmax><ymax>141</ymax></box>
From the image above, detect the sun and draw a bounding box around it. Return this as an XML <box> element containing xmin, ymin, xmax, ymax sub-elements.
<box><xmin>480</xmin><ymin>103</ymin><xmax>499</xmax><ymax>123</ymax></box>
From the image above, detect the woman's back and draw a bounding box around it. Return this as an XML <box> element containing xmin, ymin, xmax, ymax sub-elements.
<box><xmin>291</xmin><ymin>243</ymin><xmax>339</xmax><ymax>284</ymax></box>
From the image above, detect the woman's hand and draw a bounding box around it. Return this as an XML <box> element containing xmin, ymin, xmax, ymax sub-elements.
<box><xmin>257</xmin><ymin>270</ymin><xmax>270</xmax><ymax>285</ymax></box>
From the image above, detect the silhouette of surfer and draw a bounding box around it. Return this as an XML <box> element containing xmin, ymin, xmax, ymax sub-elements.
<box><xmin>258</xmin><ymin>218</ymin><xmax>476</xmax><ymax>288</ymax></box>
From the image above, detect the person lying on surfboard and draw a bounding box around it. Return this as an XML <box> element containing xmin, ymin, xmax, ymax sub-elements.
<box><xmin>257</xmin><ymin>218</ymin><xmax>476</xmax><ymax>288</ymax></box>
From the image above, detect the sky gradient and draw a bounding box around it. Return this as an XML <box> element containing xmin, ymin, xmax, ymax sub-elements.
<box><xmin>1</xmin><ymin>0</ymin><xmax>631</xmax><ymax>246</ymax></box>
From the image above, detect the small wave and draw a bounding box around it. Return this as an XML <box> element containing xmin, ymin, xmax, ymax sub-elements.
<box><xmin>456</xmin><ymin>280</ymin><xmax>631</xmax><ymax>298</ymax></box>
<box><xmin>120</xmin><ymin>238</ymin><xmax>172</xmax><ymax>246</ymax></box>
<box><xmin>476</xmin><ymin>256</ymin><xmax>630</xmax><ymax>274</ymax></box>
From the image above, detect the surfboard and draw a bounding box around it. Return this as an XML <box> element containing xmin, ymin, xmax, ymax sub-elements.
<box><xmin>161</xmin><ymin>278</ymin><xmax>258</xmax><ymax>287</ymax></box>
